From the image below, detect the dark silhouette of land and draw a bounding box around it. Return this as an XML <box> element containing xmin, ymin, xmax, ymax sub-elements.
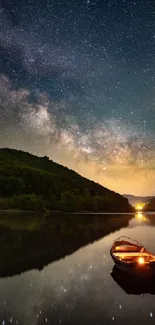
<box><xmin>143</xmin><ymin>198</ymin><xmax>155</xmax><ymax>212</ymax></box>
<box><xmin>0</xmin><ymin>148</ymin><xmax>133</xmax><ymax>212</ymax></box>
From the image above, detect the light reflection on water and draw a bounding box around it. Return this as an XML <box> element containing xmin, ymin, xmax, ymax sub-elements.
<box><xmin>0</xmin><ymin>212</ymin><xmax>155</xmax><ymax>325</ymax></box>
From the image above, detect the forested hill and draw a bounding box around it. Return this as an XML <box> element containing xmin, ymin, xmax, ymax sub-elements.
<box><xmin>0</xmin><ymin>148</ymin><xmax>133</xmax><ymax>212</ymax></box>
<box><xmin>143</xmin><ymin>198</ymin><xmax>155</xmax><ymax>211</ymax></box>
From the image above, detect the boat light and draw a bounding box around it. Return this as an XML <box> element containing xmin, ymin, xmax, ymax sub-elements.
<box><xmin>138</xmin><ymin>257</ymin><xmax>145</xmax><ymax>265</ymax></box>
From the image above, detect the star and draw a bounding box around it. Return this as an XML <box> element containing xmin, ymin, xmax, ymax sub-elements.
<box><xmin>0</xmin><ymin>0</ymin><xmax>154</xmax><ymax>195</ymax></box>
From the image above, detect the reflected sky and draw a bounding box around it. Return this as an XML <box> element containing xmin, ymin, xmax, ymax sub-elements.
<box><xmin>1</xmin><ymin>213</ymin><xmax>155</xmax><ymax>325</ymax></box>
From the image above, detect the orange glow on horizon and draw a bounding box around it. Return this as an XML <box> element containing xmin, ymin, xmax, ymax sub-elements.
<box><xmin>136</xmin><ymin>203</ymin><xmax>145</xmax><ymax>211</ymax></box>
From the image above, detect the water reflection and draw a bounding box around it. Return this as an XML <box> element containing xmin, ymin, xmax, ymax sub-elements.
<box><xmin>111</xmin><ymin>265</ymin><xmax>155</xmax><ymax>295</ymax></box>
<box><xmin>0</xmin><ymin>212</ymin><xmax>132</xmax><ymax>278</ymax></box>
<box><xmin>135</xmin><ymin>211</ymin><xmax>148</xmax><ymax>222</ymax></box>
<box><xmin>129</xmin><ymin>211</ymin><xmax>149</xmax><ymax>228</ymax></box>
<box><xmin>0</xmin><ymin>212</ymin><xmax>155</xmax><ymax>325</ymax></box>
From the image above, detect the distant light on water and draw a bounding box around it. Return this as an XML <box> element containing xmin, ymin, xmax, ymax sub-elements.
<box><xmin>136</xmin><ymin>211</ymin><xmax>148</xmax><ymax>222</ymax></box>
<box><xmin>136</xmin><ymin>212</ymin><xmax>143</xmax><ymax>219</ymax></box>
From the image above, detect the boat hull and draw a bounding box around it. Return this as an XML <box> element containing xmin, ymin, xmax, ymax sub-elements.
<box><xmin>110</xmin><ymin>247</ymin><xmax>155</xmax><ymax>276</ymax></box>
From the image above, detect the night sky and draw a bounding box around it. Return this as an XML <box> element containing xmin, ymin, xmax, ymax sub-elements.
<box><xmin>0</xmin><ymin>0</ymin><xmax>155</xmax><ymax>195</ymax></box>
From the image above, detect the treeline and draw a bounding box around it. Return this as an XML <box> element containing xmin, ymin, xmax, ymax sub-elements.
<box><xmin>144</xmin><ymin>198</ymin><xmax>155</xmax><ymax>212</ymax></box>
<box><xmin>0</xmin><ymin>148</ymin><xmax>133</xmax><ymax>212</ymax></box>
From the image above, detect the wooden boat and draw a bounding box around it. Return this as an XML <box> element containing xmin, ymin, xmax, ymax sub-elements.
<box><xmin>110</xmin><ymin>236</ymin><xmax>155</xmax><ymax>274</ymax></box>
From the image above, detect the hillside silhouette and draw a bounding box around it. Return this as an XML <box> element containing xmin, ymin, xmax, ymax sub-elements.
<box><xmin>0</xmin><ymin>148</ymin><xmax>133</xmax><ymax>212</ymax></box>
<box><xmin>144</xmin><ymin>198</ymin><xmax>155</xmax><ymax>212</ymax></box>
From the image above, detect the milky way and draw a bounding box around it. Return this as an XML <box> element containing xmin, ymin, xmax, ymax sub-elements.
<box><xmin>0</xmin><ymin>0</ymin><xmax>155</xmax><ymax>195</ymax></box>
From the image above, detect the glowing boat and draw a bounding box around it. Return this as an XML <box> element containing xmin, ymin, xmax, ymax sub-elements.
<box><xmin>110</xmin><ymin>236</ymin><xmax>155</xmax><ymax>274</ymax></box>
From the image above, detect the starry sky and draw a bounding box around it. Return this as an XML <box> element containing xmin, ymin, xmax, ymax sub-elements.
<box><xmin>0</xmin><ymin>0</ymin><xmax>155</xmax><ymax>196</ymax></box>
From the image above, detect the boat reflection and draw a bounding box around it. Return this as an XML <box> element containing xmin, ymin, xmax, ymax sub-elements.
<box><xmin>111</xmin><ymin>265</ymin><xmax>155</xmax><ymax>295</ymax></box>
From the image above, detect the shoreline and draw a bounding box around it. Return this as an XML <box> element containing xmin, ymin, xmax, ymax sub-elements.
<box><xmin>0</xmin><ymin>209</ymin><xmax>135</xmax><ymax>214</ymax></box>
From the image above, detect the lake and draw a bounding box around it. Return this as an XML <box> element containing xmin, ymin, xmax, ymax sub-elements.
<box><xmin>1</xmin><ymin>211</ymin><xmax>155</xmax><ymax>325</ymax></box>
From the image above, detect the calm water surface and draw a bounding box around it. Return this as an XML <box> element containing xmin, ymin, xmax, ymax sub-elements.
<box><xmin>1</xmin><ymin>212</ymin><xmax>155</xmax><ymax>325</ymax></box>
